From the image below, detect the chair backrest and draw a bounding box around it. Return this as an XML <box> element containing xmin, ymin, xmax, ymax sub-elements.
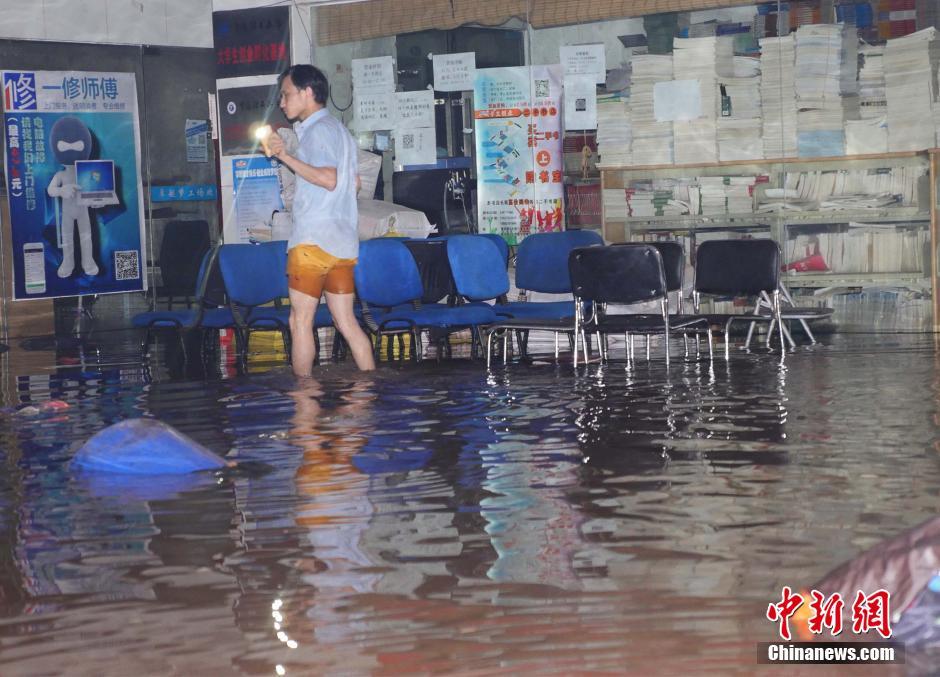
<box><xmin>479</xmin><ymin>233</ymin><xmax>510</xmax><ymax>268</ymax></box>
<box><xmin>648</xmin><ymin>241</ymin><xmax>684</xmax><ymax>293</ymax></box>
<box><xmin>516</xmin><ymin>229</ymin><xmax>604</xmax><ymax>293</ymax></box>
<box><xmin>355</xmin><ymin>239</ymin><xmax>424</xmax><ymax>307</ymax></box>
<box><xmin>446</xmin><ymin>234</ymin><xmax>510</xmax><ymax>302</ymax></box>
<box><xmin>158</xmin><ymin>220</ymin><xmax>211</xmax><ymax>296</ymax></box>
<box><xmin>694</xmin><ymin>239</ymin><xmax>780</xmax><ymax>296</ymax></box>
<box><xmin>569</xmin><ymin>244</ymin><xmax>668</xmax><ymax>306</ymax></box>
<box><xmin>433</xmin><ymin>232</ymin><xmax>510</xmax><ymax>268</ymax></box>
<box><xmin>218</xmin><ymin>240</ymin><xmax>288</xmax><ymax>307</ymax></box>
<box><xmin>403</xmin><ymin>239</ymin><xmax>457</xmax><ymax>304</ymax></box>
<box><xmin>192</xmin><ymin>244</ymin><xmax>220</xmax><ymax>303</ymax></box>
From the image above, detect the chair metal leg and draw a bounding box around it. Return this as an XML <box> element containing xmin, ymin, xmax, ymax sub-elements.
<box><xmin>800</xmin><ymin>319</ymin><xmax>816</xmax><ymax>344</ymax></box>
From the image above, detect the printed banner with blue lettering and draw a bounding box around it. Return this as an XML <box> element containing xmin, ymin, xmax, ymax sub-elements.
<box><xmin>2</xmin><ymin>70</ymin><xmax>146</xmax><ymax>300</ymax></box>
<box><xmin>473</xmin><ymin>65</ymin><xmax>564</xmax><ymax>245</ymax></box>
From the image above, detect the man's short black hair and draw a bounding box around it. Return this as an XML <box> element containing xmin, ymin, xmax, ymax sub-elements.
<box><xmin>279</xmin><ymin>65</ymin><xmax>328</xmax><ymax>105</ymax></box>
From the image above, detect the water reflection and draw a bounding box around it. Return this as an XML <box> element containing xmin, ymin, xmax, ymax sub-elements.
<box><xmin>0</xmin><ymin>337</ymin><xmax>938</xmax><ymax>673</ymax></box>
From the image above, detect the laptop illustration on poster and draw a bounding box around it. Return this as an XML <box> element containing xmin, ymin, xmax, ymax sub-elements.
<box><xmin>75</xmin><ymin>159</ymin><xmax>119</xmax><ymax>207</ymax></box>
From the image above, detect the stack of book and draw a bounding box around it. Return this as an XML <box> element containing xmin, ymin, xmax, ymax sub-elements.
<box><xmin>760</xmin><ymin>35</ymin><xmax>798</xmax><ymax>157</ymax></box>
<box><xmin>595</xmin><ymin>94</ymin><xmax>632</xmax><ymax>166</ymax></box>
<box><xmin>717</xmin><ymin>57</ymin><xmax>763</xmax><ymax>160</ymax></box>
<box><xmin>794</xmin><ymin>23</ymin><xmax>859</xmax><ymax>157</ymax></box>
<box><xmin>672</xmin><ymin>36</ymin><xmax>733</xmax><ymax>164</ymax></box>
<box><xmin>884</xmin><ymin>27</ymin><xmax>940</xmax><ymax>151</ymax></box>
<box><xmin>631</xmin><ymin>54</ymin><xmax>675</xmax><ymax>164</ymax></box>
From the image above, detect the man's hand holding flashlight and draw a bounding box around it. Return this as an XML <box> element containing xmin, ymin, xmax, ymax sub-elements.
<box><xmin>256</xmin><ymin>125</ymin><xmax>284</xmax><ymax>159</ymax></box>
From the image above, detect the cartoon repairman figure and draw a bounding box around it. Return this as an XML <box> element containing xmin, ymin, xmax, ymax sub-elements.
<box><xmin>47</xmin><ymin>116</ymin><xmax>99</xmax><ymax>278</ymax></box>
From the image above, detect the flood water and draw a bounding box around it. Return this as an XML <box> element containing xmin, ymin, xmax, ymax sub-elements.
<box><xmin>1</xmin><ymin>333</ymin><xmax>939</xmax><ymax>674</ymax></box>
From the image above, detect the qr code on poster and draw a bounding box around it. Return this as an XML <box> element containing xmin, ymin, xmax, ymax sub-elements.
<box><xmin>402</xmin><ymin>134</ymin><xmax>415</xmax><ymax>149</ymax></box>
<box><xmin>114</xmin><ymin>250</ymin><xmax>140</xmax><ymax>280</ymax></box>
<box><xmin>534</xmin><ymin>79</ymin><xmax>549</xmax><ymax>98</ymax></box>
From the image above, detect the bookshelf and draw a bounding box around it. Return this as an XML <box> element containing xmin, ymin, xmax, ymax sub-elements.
<box><xmin>599</xmin><ymin>150</ymin><xmax>940</xmax><ymax>327</ymax></box>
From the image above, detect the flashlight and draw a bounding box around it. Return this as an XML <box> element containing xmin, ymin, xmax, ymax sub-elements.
<box><xmin>255</xmin><ymin>125</ymin><xmax>272</xmax><ymax>141</ymax></box>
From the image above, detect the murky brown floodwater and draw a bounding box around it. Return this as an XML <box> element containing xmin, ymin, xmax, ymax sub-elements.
<box><xmin>0</xmin><ymin>333</ymin><xmax>938</xmax><ymax>675</ymax></box>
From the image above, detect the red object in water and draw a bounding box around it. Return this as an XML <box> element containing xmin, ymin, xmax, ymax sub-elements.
<box><xmin>784</xmin><ymin>253</ymin><xmax>828</xmax><ymax>272</ymax></box>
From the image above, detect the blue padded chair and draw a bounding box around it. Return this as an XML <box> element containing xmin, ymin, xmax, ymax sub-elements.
<box><xmin>432</xmin><ymin>232</ymin><xmax>510</xmax><ymax>269</ymax></box>
<box><xmin>133</xmin><ymin>244</ymin><xmax>235</xmax><ymax>362</ymax></box>
<box><xmin>355</xmin><ymin>239</ymin><xmax>498</xmax><ymax>360</ymax></box>
<box><xmin>218</xmin><ymin>240</ymin><xmax>293</xmax><ymax>359</ymax></box>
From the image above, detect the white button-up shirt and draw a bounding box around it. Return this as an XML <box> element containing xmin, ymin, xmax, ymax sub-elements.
<box><xmin>288</xmin><ymin>108</ymin><xmax>359</xmax><ymax>259</ymax></box>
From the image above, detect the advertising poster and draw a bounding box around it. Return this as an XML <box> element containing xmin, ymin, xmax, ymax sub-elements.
<box><xmin>473</xmin><ymin>65</ymin><xmax>564</xmax><ymax>245</ymax></box>
<box><xmin>185</xmin><ymin>118</ymin><xmax>208</xmax><ymax>163</ymax></box>
<box><xmin>2</xmin><ymin>70</ymin><xmax>146</xmax><ymax>300</ymax></box>
<box><xmin>231</xmin><ymin>156</ymin><xmax>283</xmax><ymax>243</ymax></box>
<box><xmin>213</xmin><ymin>5</ymin><xmax>291</xmax><ymax>79</ymax></box>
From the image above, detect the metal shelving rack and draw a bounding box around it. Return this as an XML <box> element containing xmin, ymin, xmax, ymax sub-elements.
<box><xmin>599</xmin><ymin>150</ymin><xmax>940</xmax><ymax>326</ymax></box>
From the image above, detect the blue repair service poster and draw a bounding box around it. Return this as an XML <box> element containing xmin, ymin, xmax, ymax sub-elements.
<box><xmin>3</xmin><ymin>70</ymin><xmax>146</xmax><ymax>300</ymax></box>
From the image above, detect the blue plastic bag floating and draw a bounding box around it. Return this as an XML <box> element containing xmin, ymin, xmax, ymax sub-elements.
<box><xmin>72</xmin><ymin>418</ymin><xmax>228</xmax><ymax>475</ymax></box>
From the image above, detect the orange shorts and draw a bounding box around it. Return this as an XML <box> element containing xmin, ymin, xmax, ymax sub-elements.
<box><xmin>286</xmin><ymin>244</ymin><xmax>357</xmax><ymax>298</ymax></box>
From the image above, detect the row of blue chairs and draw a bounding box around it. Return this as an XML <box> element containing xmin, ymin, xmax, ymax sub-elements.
<box><xmin>132</xmin><ymin>231</ymin><xmax>591</xmax><ymax>365</ymax></box>
<box><xmin>354</xmin><ymin>230</ymin><xmax>604</xmax><ymax>360</ymax></box>
<box><xmin>133</xmin><ymin>232</ymin><xmax>828</xmax><ymax>368</ymax></box>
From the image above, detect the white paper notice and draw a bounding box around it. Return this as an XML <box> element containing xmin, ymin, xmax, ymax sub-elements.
<box><xmin>563</xmin><ymin>75</ymin><xmax>597</xmax><ymax>130</ymax></box>
<box><xmin>352</xmin><ymin>56</ymin><xmax>395</xmax><ymax>94</ymax></box>
<box><xmin>560</xmin><ymin>44</ymin><xmax>606</xmax><ymax>84</ymax></box>
<box><xmin>395</xmin><ymin>127</ymin><xmax>437</xmax><ymax>167</ymax></box>
<box><xmin>433</xmin><ymin>52</ymin><xmax>476</xmax><ymax>92</ymax></box>
<box><xmin>395</xmin><ymin>90</ymin><xmax>436</xmax><ymax>128</ymax></box>
<box><xmin>355</xmin><ymin>92</ymin><xmax>395</xmax><ymax>131</ymax></box>
<box><xmin>653</xmin><ymin>79</ymin><xmax>702</xmax><ymax>122</ymax></box>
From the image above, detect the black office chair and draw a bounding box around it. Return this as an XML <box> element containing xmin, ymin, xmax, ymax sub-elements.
<box><xmin>155</xmin><ymin>220</ymin><xmax>211</xmax><ymax>309</ymax></box>
<box><xmin>568</xmin><ymin>244</ymin><xmax>674</xmax><ymax>366</ymax></box>
<box><xmin>687</xmin><ymin>239</ymin><xmax>786</xmax><ymax>358</ymax></box>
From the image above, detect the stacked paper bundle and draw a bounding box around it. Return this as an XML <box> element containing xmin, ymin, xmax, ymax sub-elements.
<box><xmin>625</xmin><ymin>187</ymin><xmax>688</xmax><ymax>217</ymax></box>
<box><xmin>602</xmin><ymin>188</ymin><xmax>630</xmax><ymax>219</ymax></box>
<box><xmin>793</xmin><ymin>23</ymin><xmax>859</xmax><ymax>158</ymax></box>
<box><xmin>858</xmin><ymin>44</ymin><xmax>887</xmax><ymax>119</ymax></box>
<box><xmin>631</xmin><ymin>54</ymin><xmax>675</xmax><ymax>164</ymax></box>
<box><xmin>672</xmin><ymin>37</ymin><xmax>733</xmax><ymax>164</ymax></box>
<box><xmin>718</xmin><ymin>57</ymin><xmax>762</xmax><ymax>160</ymax></box>
<box><xmin>695</xmin><ymin>176</ymin><xmax>756</xmax><ymax>215</ymax></box>
<box><xmin>596</xmin><ymin>94</ymin><xmax>632</xmax><ymax>166</ymax></box>
<box><xmin>845</xmin><ymin>116</ymin><xmax>889</xmax><ymax>154</ymax></box>
<box><xmin>760</xmin><ymin>35</ymin><xmax>798</xmax><ymax>157</ymax></box>
<box><xmin>884</xmin><ymin>27</ymin><xmax>940</xmax><ymax>151</ymax></box>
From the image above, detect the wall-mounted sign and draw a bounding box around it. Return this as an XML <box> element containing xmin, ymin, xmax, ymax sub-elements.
<box><xmin>151</xmin><ymin>184</ymin><xmax>218</xmax><ymax>202</ymax></box>
<box><xmin>560</xmin><ymin>44</ymin><xmax>606</xmax><ymax>85</ymax></box>
<box><xmin>213</xmin><ymin>5</ymin><xmax>291</xmax><ymax>79</ymax></box>
<box><xmin>433</xmin><ymin>52</ymin><xmax>476</xmax><ymax>92</ymax></box>
<box><xmin>395</xmin><ymin>90</ymin><xmax>435</xmax><ymax>128</ymax></box>
<box><xmin>352</xmin><ymin>56</ymin><xmax>395</xmax><ymax>94</ymax></box>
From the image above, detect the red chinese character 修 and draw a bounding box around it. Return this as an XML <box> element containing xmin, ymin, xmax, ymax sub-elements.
<box><xmin>807</xmin><ymin>590</ymin><xmax>844</xmax><ymax>636</ymax></box>
<box><xmin>851</xmin><ymin>589</ymin><xmax>892</xmax><ymax>638</ymax></box>
<box><xmin>767</xmin><ymin>586</ymin><xmax>805</xmax><ymax>641</ymax></box>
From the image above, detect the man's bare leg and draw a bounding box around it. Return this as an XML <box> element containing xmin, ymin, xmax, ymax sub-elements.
<box><xmin>325</xmin><ymin>290</ymin><xmax>375</xmax><ymax>371</ymax></box>
<box><xmin>289</xmin><ymin>287</ymin><xmax>319</xmax><ymax>377</ymax></box>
